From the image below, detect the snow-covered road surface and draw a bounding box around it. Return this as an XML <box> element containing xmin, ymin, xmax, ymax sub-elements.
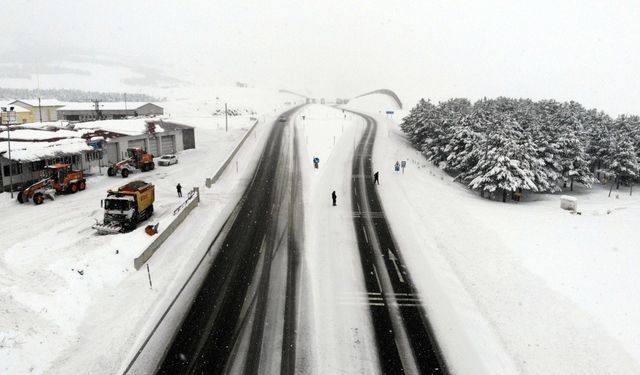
<box><xmin>156</xmin><ymin>106</ymin><xmax>304</xmax><ymax>374</ymax></box>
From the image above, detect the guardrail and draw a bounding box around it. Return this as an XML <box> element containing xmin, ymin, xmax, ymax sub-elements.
<box><xmin>205</xmin><ymin>118</ymin><xmax>259</xmax><ymax>188</ymax></box>
<box><xmin>133</xmin><ymin>187</ymin><xmax>200</xmax><ymax>270</ymax></box>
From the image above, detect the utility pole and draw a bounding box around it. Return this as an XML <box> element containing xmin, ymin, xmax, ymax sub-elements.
<box><xmin>225</xmin><ymin>103</ymin><xmax>228</xmax><ymax>132</ymax></box>
<box><xmin>92</xmin><ymin>99</ymin><xmax>102</xmax><ymax>120</ymax></box>
<box><xmin>38</xmin><ymin>97</ymin><xmax>43</xmax><ymax>122</ymax></box>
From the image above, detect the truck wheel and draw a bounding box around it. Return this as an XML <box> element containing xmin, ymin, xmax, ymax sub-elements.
<box><xmin>78</xmin><ymin>181</ymin><xmax>86</xmax><ymax>191</ymax></box>
<box><xmin>69</xmin><ymin>183</ymin><xmax>78</xmax><ymax>194</ymax></box>
<box><xmin>150</xmin><ymin>162</ymin><xmax>155</xmax><ymax>170</ymax></box>
<box><xmin>122</xmin><ymin>169</ymin><xmax>129</xmax><ymax>178</ymax></box>
<box><xmin>17</xmin><ymin>191</ymin><xmax>25</xmax><ymax>204</ymax></box>
<box><xmin>107</xmin><ymin>167</ymin><xmax>116</xmax><ymax>177</ymax></box>
<box><xmin>33</xmin><ymin>193</ymin><xmax>44</xmax><ymax>205</ymax></box>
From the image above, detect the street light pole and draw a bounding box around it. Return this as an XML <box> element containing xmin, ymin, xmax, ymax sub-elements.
<box><xmin>1</xmin><ymin>107</ymin><xmax>16</xmax><ymax>198</ymax></box>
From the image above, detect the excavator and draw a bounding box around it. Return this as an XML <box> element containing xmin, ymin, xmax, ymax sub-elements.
<box><xmin>107</xmin><ymin>147</ymin><xmax>155</xmax><ymax>178</ymax></box>
<box><xmin>17</xmin><ymin>163</ymin><xmax>87</xmax><ymax>205</ymax></box>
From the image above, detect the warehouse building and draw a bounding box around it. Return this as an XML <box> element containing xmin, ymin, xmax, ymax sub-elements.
<box><xmin>9</xmin><ymin>99</ymin><xmax>66</xmax><ymax>122</ymax></box>
<box><xmin>57</xmin><ymin>102</ymin><xmax>164</xmax><ymax>121</ymax></box>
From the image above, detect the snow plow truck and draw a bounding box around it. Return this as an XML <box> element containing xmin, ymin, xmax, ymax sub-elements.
<box><xmin>92</xmin><ymin>180</ymin><xmax>155</xmax><ymax>234</ymax></box>
<box><xmin>17</xmin><ymin>163</ymin><xmax>86</xmax><ymax>205</ymax></box>
<box><xmin>107</xmin><ymin>147</ymin><xmax>155</xmax><ymax>178</ymax></box>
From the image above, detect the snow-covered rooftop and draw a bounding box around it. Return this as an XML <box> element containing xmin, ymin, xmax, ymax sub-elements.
<box><xmin>13</xmin><ymin>121</ymin><xmax>71</xmax><ymax>130</ymax></box>
<box><xmin>11</xmin><ymin>99</ymin><xmax>66</xmax><ymax>107</ymax></box>
<box><xmin>0</xmin><ymin>138</ymin><xmax>93</xmax><ymax>161</ymax></box>
<box><xmin>73</xmin><ymin>118</ymin><xmax>163</xmax><ymax>136</ymax></box>
<box><xmin>0</xmin><ymin>128</ymin><xmax>84</xmax><ymax>141</ymax></box>
<box><xmin>0</xmin><ymin>101</ymin><xmax>30</xmax><ymax>113</ymax></box>
<box><xmin>59</xmin><ymin>102</ymin><xmax>159</xmax><ymax>111</ymax></box>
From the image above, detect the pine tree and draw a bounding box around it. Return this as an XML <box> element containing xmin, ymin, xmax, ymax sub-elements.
<box><xmin>465</xmin><ymin>114</ymin><xmax>537</xmax><ymax>201</ymax></box>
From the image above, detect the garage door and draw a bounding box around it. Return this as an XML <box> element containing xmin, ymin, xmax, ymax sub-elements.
<box><xmin>105</xmin><ymin>143</ymin><xmax>119</xmax><ymax>164</ymax></box>
<box><xmin>148</xmin><ymin>138</ymin><xmax>159</xmax><ymax>157</ymax></box>
<box><xmin>160</xmin><ymin>135</ymin><xmax>176</xmax><ymax>155</ymax></box>
<box><xmin>128</xmin><ymin>139</ymin><xmax>147</xmax><ymax>152</ymax></box>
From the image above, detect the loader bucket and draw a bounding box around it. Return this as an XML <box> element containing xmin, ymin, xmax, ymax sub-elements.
<box><xmin>92</xmin><ymin>223</ymin><xmax>123</xmax><ymax>235</ymax></box>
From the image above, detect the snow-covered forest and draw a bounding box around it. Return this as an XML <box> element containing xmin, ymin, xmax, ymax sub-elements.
<box><xmin>400</xmin><ymin>97</ymin><xmax>640</xmax><ymax>201</ymax></box>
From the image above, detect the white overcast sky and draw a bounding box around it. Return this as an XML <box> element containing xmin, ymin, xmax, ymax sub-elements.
<box><xmin>1</xmin><ymin>0</ymin><xmax>639</xmax><ymax>114</ymax></box>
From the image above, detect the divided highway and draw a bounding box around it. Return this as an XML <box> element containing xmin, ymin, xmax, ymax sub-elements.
<box><xmin>349</xmin><ymin>111</ymin><xmax>448</xmax><ymax>374</ymax></box>
<box><xmin>153</xmin><ymin>106</ymin><xmax>446</xmax><ymax>375</ymax></box>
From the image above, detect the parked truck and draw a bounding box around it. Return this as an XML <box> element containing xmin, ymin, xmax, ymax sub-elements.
<box><xmin>92</xmin><ymin>180</ymin><xmax>155</xmax><ymax>234</ymax></box>
<box><xmin>107</xmin><ymin>147</ymin><xmax>155</xmax><ymax>178</ymax></box>
<box><xmin>17</xmin><ymin>163</ymin><xmax>86</xmax><ymax>205</ymax></box>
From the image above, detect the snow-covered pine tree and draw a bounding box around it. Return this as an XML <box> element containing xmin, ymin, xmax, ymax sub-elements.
<box><xmin>532</xmin><ymin>100</ymin><xmax>564</xmax><ymax>192</ymax></box>
<box><xmin>608</xmin><ymin>116</ymin><xmax>640</xmax><ymax>189</ymax></box>
<box><xmin>424</xmin><ymin>98</ymin><xmax>472</xmax><ymax>165</ymax></box>
<box><xmin>554</xmin><ymin>103</ymin><xmax>594</xmax><ymax>191</ymax></box>
<box><xmin>442</xmin><ymin>114</ymin><xmax>481</xmax><ymax>175</ymax></box>
<box><xmin>400</xmin><ymin>98</ymin><xmax>430</xmax><ymax>147</ymax></box>
<box><xmin>583</xmin><ymin>109</ymin><xmax>613</xmax><ymax>180</ymax></box>
<box><xmin>464</xmin><ymin>113</ymin><xmax>538</xmax><ymax>201</ymax></box>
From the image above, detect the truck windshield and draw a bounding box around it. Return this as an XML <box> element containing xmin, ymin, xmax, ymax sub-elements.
<box><xmin>105</xmin><ymin>199</ymin><xmax>130</xmax><ymax>211</ymax></box>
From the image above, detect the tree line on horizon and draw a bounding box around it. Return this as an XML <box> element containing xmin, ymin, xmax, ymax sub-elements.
<box><xmin>0</xmin><ymin>87</ymin><xmax>162</xmax><ymax>103</ymax></box>
<box><xmin>400</xmin><ymin>97</ymin><xmax>639</xmax><ymax>202</ymax></box>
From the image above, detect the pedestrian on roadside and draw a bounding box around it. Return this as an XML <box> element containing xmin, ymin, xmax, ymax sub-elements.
<box><xmin>373</xmin><ymin>171</ymin><xmax>379</xmax><ymax>185</ymax></box>
<box><xmin>394</xmin><ymin>161</ymin><xmax>400</xmax><ymax>172</ymax></box>
<box><xmin>331</xmin><ymin>190</ymin><xmax>337</xmax><ymax>206</ymax></box>
<box><xmin>176</xmin><ymin>183</ymin><xmax>182</xmax><ymax>198</ymax></box>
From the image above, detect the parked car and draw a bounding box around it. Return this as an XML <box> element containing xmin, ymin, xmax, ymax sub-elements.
<box><xmin>157</xmin><ymin>154</ymin><xmax>178</xmax><ymax>166</ymax></box>
<box><xmin>278</xmin><ymin>116</ymin><xmax>287</xmax><ymax>122</ymax></box>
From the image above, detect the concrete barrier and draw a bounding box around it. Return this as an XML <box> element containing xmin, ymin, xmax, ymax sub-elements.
<box><xmin>134</xmin><ymin>187</ymin><xmax>200</xmax><ymax>270</ymax></box>
<box><xmin>206</xmin><ymin>119</ymin><xmax>259</xmax><ymax>188</ymax></box>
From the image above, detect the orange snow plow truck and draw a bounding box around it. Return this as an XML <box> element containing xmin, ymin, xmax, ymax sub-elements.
<box><xmin>17</xmin><ymin>163</ymin><xmax>86</xmax><ymax>205</ymax></box>
<box><xmin>107</xmin><ymin>147</ymin><xmax>155</xmax><ymax>178</ymax></box>
<box><xmin>92</xmin><ymin>180</ymin><xmax>155</xmax><ymax>234</ymax></box>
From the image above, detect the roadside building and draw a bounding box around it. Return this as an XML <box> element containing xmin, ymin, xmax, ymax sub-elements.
<box><xmin>0</xmin><ymin>118</ymin><xmax>194</xmax><ymax>192</ymax></box>
<box><xmin>9</xmin><ymin>99</ymin><xmax>66</xmax><ymax>122</ymax></box>
<box><xmin>57</xmin><ymin>102</ymin><xmax>164</xmax><ymax>121</ymax></box>
<box><xmin>0</xmin><ymin>127</ymin><xmax>92</xmax><ymax>191</ymax></box>
<box><xmin>75</xmin><ymin>118</ymin><xmax>194</xmax><ymax>164</ymax></box>
<box><xmin>0</xmin><ymin>102</ymin><xmax>33</xmax><ymax>123</ymax></box>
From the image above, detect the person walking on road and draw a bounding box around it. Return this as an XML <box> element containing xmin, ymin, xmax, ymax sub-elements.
<box><xmin>176</xmin><ymin>183</ymin><xmax>182</xmax><ymax>198</ymax></box>
<box><xmin>331</xmin><ymin>190</ymin><xmax>337</xmax><ymax>206</ymax></box>
<box><xmin>373</xmin><ymin>171</ymin><xmax>379</xmax><ymax>185</ymax></box>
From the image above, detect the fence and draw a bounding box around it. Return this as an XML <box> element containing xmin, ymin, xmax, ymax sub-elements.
<box><xmin>133</xmin><ymin>187</ymin><xmax>200</xmax><ymax>270</ymax></box>
<box><xmin>205</xmin><ymin>118</ymin><xmax>259</xmax><ymax>188</ymax></box>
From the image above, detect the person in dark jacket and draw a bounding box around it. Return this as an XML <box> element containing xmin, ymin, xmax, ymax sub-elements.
<box><xmin>331</xmin><ymin>191</ymin><xmax>337</xmax><ymax>206</ymax></box>
<box><xmin>373</xmin><ymin>171</ymin><xmax>379</xmax><ymax>185</ymax></box>
<box><xmin>176</xmin><ymin>183</ymin><xmax>182</xmax><ymax>197</ymax></box>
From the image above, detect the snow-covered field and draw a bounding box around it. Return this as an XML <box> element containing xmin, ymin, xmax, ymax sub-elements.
<box><xmin>0</xmin><ymin>93</ymin><xmax>287</xmax><ymax>374</ymax></box>
<box><xmin>346</xmin><ymin>96</ymin><xmax>640</xmax><ymax>374</ymax></box>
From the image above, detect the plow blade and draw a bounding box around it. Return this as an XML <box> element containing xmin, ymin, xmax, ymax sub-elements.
<box><xmin>93</xmin><ymin>223</ymin><xmax>123</xmax><ymax>235</ymax></box>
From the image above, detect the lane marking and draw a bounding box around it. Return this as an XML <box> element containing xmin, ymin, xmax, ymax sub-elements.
<box><xmin>388</xmin><ymin>249</ymin><xmax>405</xmax><ymax>283</ymax></box>
<box><xmin>362</xmin><ymin>226</ymin><xmax>369</xmax><ymax>244</ymax></box>
<box><xmin>372</xmin><ymin>265</ymin><xmax>382</xmax><ymax>292</ymax></box>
